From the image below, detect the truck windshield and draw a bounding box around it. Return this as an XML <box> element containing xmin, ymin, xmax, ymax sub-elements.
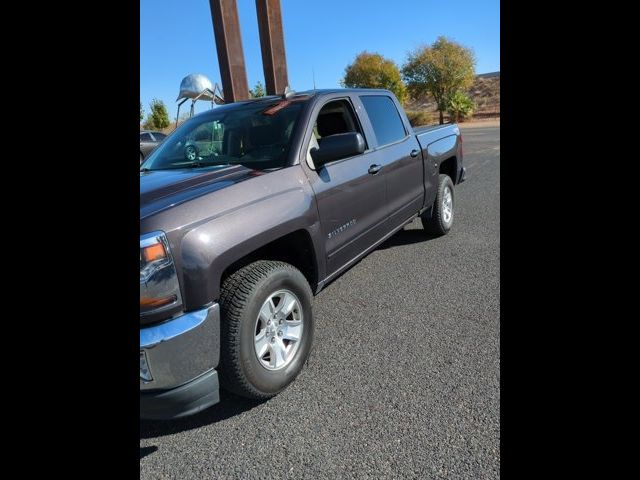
<box><xmin>141</xmin><ymin>100</ymin><xmax>304</xmax><ymax>171</ymax></box>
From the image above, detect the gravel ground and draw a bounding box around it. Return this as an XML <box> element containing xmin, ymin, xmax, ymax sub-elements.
<box><xmin>140</xmin><ymin>126</ymin><xmax>500</xmax><ymax>479</ymax></box>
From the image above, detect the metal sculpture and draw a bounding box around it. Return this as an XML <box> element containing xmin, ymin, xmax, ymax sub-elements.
<box><xmin>174</xmin><ymin>73</ymin><xmax>225</xmax><ymax>127</ymax></box>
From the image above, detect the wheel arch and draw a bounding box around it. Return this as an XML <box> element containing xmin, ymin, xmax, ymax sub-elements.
<box><xmin>179</xmin><ymin>212</ymin><xmax>324</xmax><ymax>311</ymax></box>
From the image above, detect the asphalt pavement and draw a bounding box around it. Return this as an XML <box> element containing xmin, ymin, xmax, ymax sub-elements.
<box><xmin>140</xmin><ymin>125</ymin><xmax>500</xmax><ymax>480</ymax></box>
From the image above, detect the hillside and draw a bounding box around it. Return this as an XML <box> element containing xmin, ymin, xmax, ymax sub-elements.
<box><xmin>405</xmin><ymin>72</ymin><xmax>500</xmax><ymax>125</ymax></box>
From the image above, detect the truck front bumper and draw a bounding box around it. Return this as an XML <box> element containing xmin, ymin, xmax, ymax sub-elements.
<box><xmin>140</xmin><ymin>303</ymin><xmax>221</xmax><ymax>420</ymax></box>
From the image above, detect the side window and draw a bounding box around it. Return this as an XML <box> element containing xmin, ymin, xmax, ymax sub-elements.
<box><xmin>140</xmin><ymin>133</ymin><xmax>153</xmax><ymax>142</ymax></box>
<box><xmin>153</xmin><ymin>133</ymin><xmax>166</xmax><ymax>141</ymax></box>
<box><xmin>192</xmin><ymin>125</ymin><xmax>211</xmax><ymax>142</ymax></box>
<box><xmin>306</xmin><ymin>99</ymin><xmax>365</xmax><ymax>166</ymax></box>
<box><xmin>360</xmin><ymin>95</ymin><xmax>407</xmax><ymax>147</ymax></box>
<box><xmin>314</xmin><ymin>99</ymin><xmax>362</xmax><ymax>142</ymax></box>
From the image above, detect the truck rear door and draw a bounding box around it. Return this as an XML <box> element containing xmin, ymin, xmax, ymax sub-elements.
<box><xmin>355</xmin><ymin>94</ymin><xmax>425</xmax><ymax>230</ymax></box>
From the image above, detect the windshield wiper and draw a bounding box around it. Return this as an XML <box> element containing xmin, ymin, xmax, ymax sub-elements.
<box><xmin>140</xmin><ymin>160</ymin><xmax>231</xmax><ymax>172</ymax></box>
<box><xmin>185</xmin><ymin>160</ymin><xmax>232</xmax><ymax>168</ymax></box>
<box><xmin>163</xmin><ymin>161</ymin><xmax>205</xmax><ymax>169</ymax></box>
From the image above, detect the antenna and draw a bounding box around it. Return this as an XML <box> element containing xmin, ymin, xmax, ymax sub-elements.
<box><xmin>312</xmin><ymin>68</ymin><xmax>316</xmax><ymax>90</ymax></box>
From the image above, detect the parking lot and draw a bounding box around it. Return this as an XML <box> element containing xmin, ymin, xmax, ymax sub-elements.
<box><xmin>140</xmin><ymin>125</ymin><xmax>500</xmax><ymax>479</ymax></box>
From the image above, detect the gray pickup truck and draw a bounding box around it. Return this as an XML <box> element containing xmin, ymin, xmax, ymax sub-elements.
<box><xmin>140</xmin><ymin>88</ymin><xmax>465</xmax><ymax>419</ymax></box>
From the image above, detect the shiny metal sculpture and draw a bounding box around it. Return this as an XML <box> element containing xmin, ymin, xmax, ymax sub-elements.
<box><xmin>176</xmin><ymin>73</ymin><xmax>215</xmax><ymax>101</ymax></box>
<box><xmin>175</xmin><ymin>73</ymin><xmax>225</xmax><ymax>127</ymax></box>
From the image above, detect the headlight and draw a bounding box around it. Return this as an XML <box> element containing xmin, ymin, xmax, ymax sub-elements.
<box><xmin>140</xmin><ymin>231</ymin><xmax>182</xmax><ymax>318</ymax></box>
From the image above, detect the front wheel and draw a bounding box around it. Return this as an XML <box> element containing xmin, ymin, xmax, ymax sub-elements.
<box><xmin>184</xmin><ymin>144</ymin><xmax>198</xmax><ymax>162</ymax></box>
<box><xmin>421</xmin><ymin>174</ymin><xmax>455</xmax><ymax>236</ymax></box>
<box><xmin>218</xmin><ymin>260</ymin><xmax>314</xmax><ymax>400</ymax></box>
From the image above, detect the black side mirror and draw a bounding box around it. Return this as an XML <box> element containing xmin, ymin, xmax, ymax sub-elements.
<box><xmin>310</xmin><ymin>132</ymin><xmax>365</xmax><ymax>167</ymax></box>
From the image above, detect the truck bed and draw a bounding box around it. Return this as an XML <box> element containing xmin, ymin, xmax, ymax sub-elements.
<box><xmin>414</xmin><ymin>123</ymin><xmax>460</xmax><ymax>150</ymax></box>
<box><xmin>412</xmin><ymin>124</ymin><xmax>451</xmax><ymax>135</ymax></box>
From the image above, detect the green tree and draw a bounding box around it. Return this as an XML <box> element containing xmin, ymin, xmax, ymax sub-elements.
<box><xmin>341</xmin><ymin>52</ymin><xmax>406</xmax><ymax>104</ymax></box>
<box><xmin>402</xmin><ymin>36</ymin><xmax>476</xmax><ymax>124</ymax></box>
<box><xmin>140</xmin><ymin>102</ymin><xmax>144</xmax><ymax>122</ymax></box>
<box><xmin>249</xmin><ymin>81</ymin><xmax>266</xmax><ymax>98</ymax></box>
<box><xmin>146</xmin><ymin>98</ymin><xmax>170</xmax><ymax>130</ymax></box>
<box><xmin>447</xmin><ymin>91</ymin><xmax>475</xmax><ymax>122</ymax></box>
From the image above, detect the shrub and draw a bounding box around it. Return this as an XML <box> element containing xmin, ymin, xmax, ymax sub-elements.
<box><xmin>146</xmin><ymin>98</ymin><xmax>170</xmax><ymax>130</ymax></box>
<box><xmin>405</xmin><ymin>110</ymin><xmax>435</xmax><ymax>127</ymax></box>
<box><xmin>250</xmin><ymin>81</ymin><xmax>266</xmax><ymax>98</ymax></box>
<box><xmin>447</xmin><ymin>91</ymin><xmax>475</xmax><ymax>122</ymax></box>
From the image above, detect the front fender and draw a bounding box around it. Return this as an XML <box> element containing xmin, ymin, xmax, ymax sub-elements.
<box><xmin>179</xmin><ymin>184</ymin><xmax>323</xmax><ymax>309</ymax></box>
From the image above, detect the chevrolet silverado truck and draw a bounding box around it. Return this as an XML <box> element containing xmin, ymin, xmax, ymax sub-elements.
<box><xmin>140</xmin><ymin>88</ymin><xmax>465</xmax><ymax>419</ymax></box>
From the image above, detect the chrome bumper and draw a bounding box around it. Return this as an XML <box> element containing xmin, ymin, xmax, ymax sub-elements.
<box><xmin>140</xmin><ymin>303</ymin><xmax>220</xmax><ymax>391</ymax></box>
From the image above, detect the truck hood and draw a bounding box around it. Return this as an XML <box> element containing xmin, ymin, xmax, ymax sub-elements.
<box><xmin>140</xmin><ymin>165</ymin><xmax>263</xmax><ymax>219</ymax></box>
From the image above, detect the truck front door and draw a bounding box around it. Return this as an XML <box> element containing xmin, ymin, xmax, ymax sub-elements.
<box><xmin>301</xmin><ymin>97</ymin><xmax>388</xmax><ymax>278</ymax></box>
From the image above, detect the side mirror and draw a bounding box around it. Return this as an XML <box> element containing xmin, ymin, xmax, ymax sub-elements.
<box><xmin>310</xmin><ymin>132</ymin><xmax>365</xmax><ymax>167</ymax></box>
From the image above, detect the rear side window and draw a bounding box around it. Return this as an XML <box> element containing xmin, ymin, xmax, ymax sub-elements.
<box><xmin>360</xmin><ymin>95</ymin><xmax>407</xmax><ymax>147</ymax></box>
<box><xmin>153</xmin><ymin>133</ymin><xmax>166</xmax><ymax>141</ymax></box>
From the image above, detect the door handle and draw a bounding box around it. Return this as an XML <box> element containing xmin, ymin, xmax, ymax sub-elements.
<box><xmin>410</xmin><ymin>149</ymin><xmax>419</xmax><ymax>158</ymax></box>
<box><xmin>368</xmin><ymin>164</ymin><xmax>382</xmax><ymax>175</ymax></box>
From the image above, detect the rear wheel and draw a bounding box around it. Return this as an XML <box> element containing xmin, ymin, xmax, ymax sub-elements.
<box><xmin>218</xmin><ymin>260</ymin><xmax>314</xmax><ymax>400</ymax></box>
<box><xmin>421</xmin><ymin>174</ymin><xmax>455</xmax><ymax>236</ymax></box>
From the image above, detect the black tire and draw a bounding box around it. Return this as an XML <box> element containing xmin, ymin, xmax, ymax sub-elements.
<box><xmin>140</xmin><ymin>152</ymin><xmax>144</xmax><ymax>164</ymax></box>
<box><xmin>421</xmin><ymin>174</ymin><xmax>455</xmax><ymax>236</ymax></box>
<box><xmin>218</xmin><ymin>260</ymin><xmax>314</xmax><ymax>400</ymax></box>
<box><xmin>184</xmin><ymin>144</ymin><xmax>198</xmax><ymax>162</ymax></box>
